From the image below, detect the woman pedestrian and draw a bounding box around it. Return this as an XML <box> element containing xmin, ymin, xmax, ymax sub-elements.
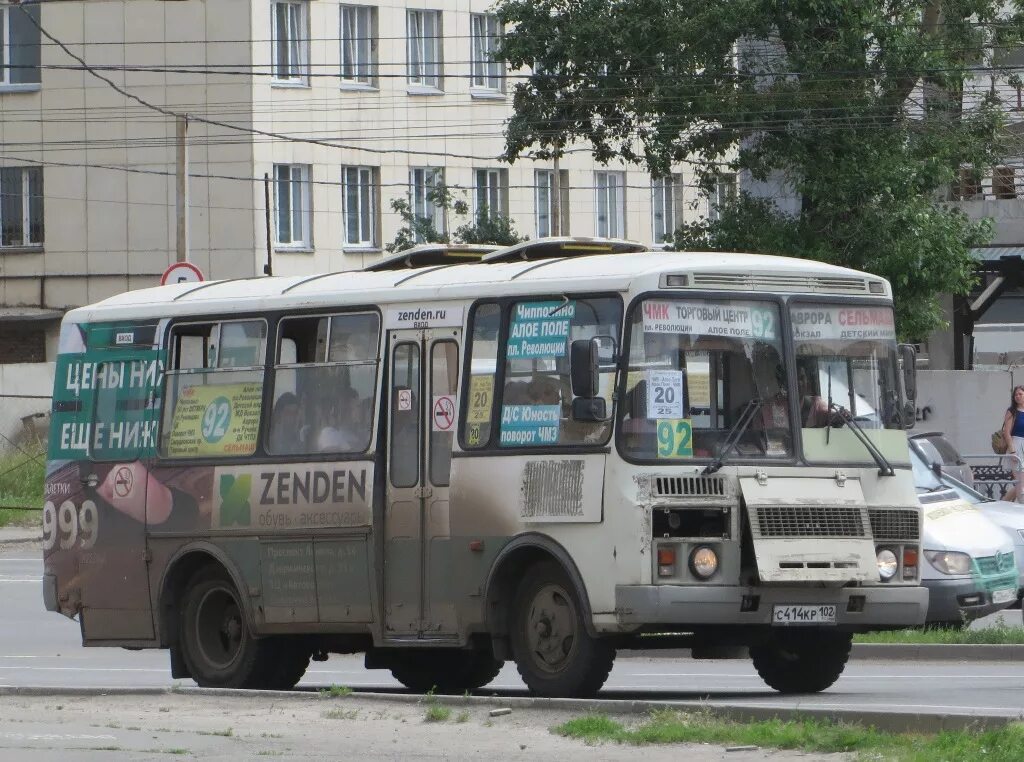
<box><xmin>1002</xmin><ymin>385</ymin><xmax>1024</xmax><ymax>503</ymax></box>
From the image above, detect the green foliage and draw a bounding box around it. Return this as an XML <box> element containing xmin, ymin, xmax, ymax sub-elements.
<box><xmin>425</xmin><ymin>705</ymin><xmax>452</xmax><ymax>723</ymax></box>
<box><xmin>553</xmin><ymin>710</ymin><xmax>1024</xmax><ymax>760</ymax></box>
<box><xmin>496</xmin><ymin>0</ymin><xmax>1024</xmax><ymax>339</ymax></box>
<box><xmin>319</xmin><ymin>684</ymin><xmax>354</xmax><ymax>698</ymax></box>
<box><xmin>386</xmin><ymin>186</ymin><xmax>524</xmax><ymax>252</ymax></box>
<box><xmin>856</xmin><ymin>622</ymin><xmax>1024</xmax><ymax>645</ymax></box>
<box><xmin>0</xmin><ymin>446</ymin><xmax>45</xmax><ymax>527</ymax></box>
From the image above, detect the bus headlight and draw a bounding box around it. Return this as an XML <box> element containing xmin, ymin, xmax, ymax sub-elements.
<box><xmin>876</xmin><ymin>549</ymin><xmax>898</xmax><ymax>581</ymax></box>
<box><xmin>924</xmin><ymin>550</ymin><xmax>972</xmax><ymax>575</ymax></box>
<box><xmin>689</xmin><ymin>546</ymin><xmax>718</xmax><ymax>579</ymax></box>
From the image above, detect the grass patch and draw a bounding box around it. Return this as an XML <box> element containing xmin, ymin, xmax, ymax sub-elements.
<box><xmin>319</xmin><ymin>684</ymin><xmax>354</xmax><ymax>698</ymax></box>
<box><xmin>323</xmin><ymin>708</ymin><xmax>360</xmax><ymax>720</ymax></box>
<box><xmin>0</xmin><ymin>447</ymin><xmax>45</xmax><ymax>522</ymax></box>
<box><xmin>425</xmin><ymin>705</ymin><xmax>452</xmax><ymax>723</ymax></box>
<box><xmin>855</xmin><ymin>623</ymin><xmax>1024</xmax><ymax>645</ymax></box>
<box><xmin>456</xmin><ymin>711</ymin><xmax>470</xmax><ymax>723</ymax></box>
<box><xmin>553</xmin><ymin>710</ymin><xmax>1024</xmax><ymax>760</ymax></box>
<box><xmin>197</xmin><ymin>727</ymin><xmax>233</xmax><ymax>737</ymax></box>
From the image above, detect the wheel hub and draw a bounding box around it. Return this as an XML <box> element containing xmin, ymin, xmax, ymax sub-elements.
<box><xmin>526</xmin><ymin>584</ymin><xmax>577</xmax><ymax>673</ymax></box>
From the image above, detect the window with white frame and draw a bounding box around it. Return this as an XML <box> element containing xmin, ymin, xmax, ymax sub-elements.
<box><xmin>410</xmin><ymin>167</ymin><xmax>444</xmax><ymax>238</ymax></box>
<box><xmin>342</xmin><ymin>166</ymin><xmax>377</xmax><ymax>247</ymax></box>
<box><xmin>407</xmin><ymin>10</ymin><xmax>442</xmax><ymax>89</ymax></box>
<box><xmin>710</xmin><ymin>173</ymin><xmax>737</xmax><ymax>221</ymax></box>
<box><xmin>341</xmin><ymin>5</ymin><xmax>376</xmax><ymax>85</ymax></box>
<box><xmin>594</xmin><ymin>171</ymin><xmax>625</xmax><ymax>238</ymax></box>
<box><xmin>271</xmin><ymin>1</ymin><xmax>308</xmax><ymax>83</ymax></box>
<box><xmin>474</xmin><ymin>168</ymin><xmax>506</xmax><ymax>220</ymax></box>
<box><xmin>1</xmin><ymin>3</ymin><xmax>40</xmax><ymax>86</ymax></box>
<box><xmin>652</xmin><ymin>175</ymin><xmax>681</xmax><ymax>243</ymax></box>
<box><xmin>0</xmin><ymin>167</ymin><xmax>43</xmax><ymax>247</ymax></box>
<box><xmin>536</xmin><ymin>170</ymin><xmax>555</xmax><ymax>237</ymax></box>
<box><xmin>470</xmin><ymin>13</ymin><xmax>503</xmax><ymax>91</ymax></box>
<box><xmin>274</xmin><ymin>164</ymin><xmax>312</xmax><ymax>248</ymax></box>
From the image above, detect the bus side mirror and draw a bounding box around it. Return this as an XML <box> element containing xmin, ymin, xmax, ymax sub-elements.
<box><xmin>572</xmin><ymin>397</ymin><xmax>607</xmax><ymax>422</ymax></box>
<box><xmin>570</xmin><ymin>338</ymin><xmax>600</xmax><ymax>398</ymax></box>
<box><xmin>898</xmin><ymin>343</ymin><xmax>917</xmax><ymax>429</ymax></box>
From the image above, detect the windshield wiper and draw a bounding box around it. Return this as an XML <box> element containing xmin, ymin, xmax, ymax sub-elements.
<box><xmin>702</xmin><ymin>397</ymin><xmax>763</xmax><ymax>476</ymax></box>
<box><xmin>828</xmin><ymin>403</ymin><xmax>896</xmax><ymax>477</ymax></box>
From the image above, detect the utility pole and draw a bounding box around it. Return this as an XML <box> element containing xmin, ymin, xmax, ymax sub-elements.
<box><xmin>551</xmin><ymin>148</ymin><xmax>561</xmax><ymax>237</ymax></box>
<box><xmin>175</xmin><ymin>114</ymin><xmax>189</xmax><ymax>263</ymax></box>
<box><xmin>264</xmin><ymin>173</ymin><xmax>274</xmax><ymax>276</ymax></box>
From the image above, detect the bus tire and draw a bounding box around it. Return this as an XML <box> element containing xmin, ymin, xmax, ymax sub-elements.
<box><xmin>259</xmin><ymin>639</ymin><xmax>311</xmax><ymax>691</ymax></box>
<box><xmin>389</xmin><ymin>650</ymin><xmax>503</xmax><ymax>694</ymax></box>
<box><xmin>750</xmin><ymin>629</ymin><xmax>852</xmax><ymax>694</ymax></box>
<box><xmin>179</xmin><ymin>572</ymin><xmax>271</xmax><ymax>689</ymax></box>
<box><xmin>510</xmin><ymin>561</ymin><xmax>614</xmax><ymax>698</ymax></box>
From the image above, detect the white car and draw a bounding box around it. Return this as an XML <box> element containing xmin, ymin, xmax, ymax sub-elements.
<box><xmin>910</xmin><ymin>443</ymin><xmax>1022</xmax><ymax>626</ymax></box>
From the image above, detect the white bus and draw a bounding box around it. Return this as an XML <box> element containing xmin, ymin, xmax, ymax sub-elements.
<box><xmin>43</xmin><ymin>238</ymin><xmax>926</xmax><ymax>697</ymax></box>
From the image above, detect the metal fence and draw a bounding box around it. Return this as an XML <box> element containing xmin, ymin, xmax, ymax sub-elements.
<box><xmin>963</xmin><ymin>454</ymin><xmax>1022</xmax><ymax>501</ymax></box>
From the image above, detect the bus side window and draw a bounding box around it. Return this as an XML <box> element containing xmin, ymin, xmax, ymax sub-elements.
<box><xmin>461</xmin><ymin>303</ymin><xmax>500</xmax><ymax>449</ymax></box>
<box><xmin>429</xmin><ymin>340</ymin><xmax>459</xmax><ymax>486</ymax></box>
<box><xmin>267</xmin><ymin>312</ymin><xmax>380</xmax><ymax>457</ymax></box>
<box><xmin>160</xmin><ymin>320</ymin><xmax>267</xmax><ymax>459</ymax></box>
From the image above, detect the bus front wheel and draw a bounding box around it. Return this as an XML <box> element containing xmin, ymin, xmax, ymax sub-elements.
<box><xmin>750</xmin><ymin>629</ymin><xmax>852</xmax><ymax>694</ymax></box>
<box><xmin>510</xmin><ymin>561</ymin><xmax>614</xmax><ymax>698</ymax></box>
<box><xmin>180</xmin><ymin>571</ymin><xmax>273</xmax><ymax>689</ymax></box>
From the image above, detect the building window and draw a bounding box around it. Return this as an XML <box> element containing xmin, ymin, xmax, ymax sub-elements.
<box><xmin>341</xmin><ymin>5</ymin><xmax>376</xmax><ymax>86</ymax></box>
<box><xmin>652</xmin><ymin>175</ymin><xmax>682</xmax><ymax>244</ymax></box>
<box><xmin>272</xmin><ymin>1</ymin><xmax>308</xmax><ymax>84</ymax></box>
<box><xmin>343</xmin><ymin>166</ymin><xmax>377</xmax><ymax>247</ymax></box>
<box><xmin>407</xmin><ymin>10</ymin><xmax>442</xmax><ymax>89</ymax></box>
<box><xmin>470</xmin><ymin>13</ymin><xmax>503</xmax><ymax>91</ymax></box>
<box><xmin>0</xmin><ymin>4</ymin><xmax>40</xmax><ymax>87</ymax></box>
<box><xmin>710</xmin><ymin>173</ymin><xmax>737</xmax><ymax>221</ymax></box>
<box><xmin>474</xmin><ymin>168</ymin><xmax>507</xmax><ymax>220</ymax></box>
<box><xmin>274</xmin><ymin>164</ymin><xmax>312</xmax><ymax>248</ymax></box>
<box><xmin>993</xmin><ymin>166</ymin><xmax>1017</xmax><ymax>200</ymax></box>
<box><xmin>0</xmin><ymin>167</ymin><xmax>43</xmax><ymax>247</ymax></box>
<box><xmin>536</xmin><ymin>170</ymin><xmax>555</xmax><ymax>237</ymax></box>
<box><xmin>594</xmin><ymin>171</ymin><xmax>625</xmax><ymax>238</ymax></box>
<box><xmin>410</xmin><ymin>167</ymin><xmax>444</xmax><ymax>238</ymax></box>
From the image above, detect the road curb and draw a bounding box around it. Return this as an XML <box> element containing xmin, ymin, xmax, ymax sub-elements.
<box><xmin>0</xmin><ymin>685</ymin><xmax>1017</xmax><ymax>733</ymax></box>
<box><xmin>0</xmin><ymin>534</ymin><xmax>41</xmax><ymax>545</ymax></box>
<box><xmin>623</xmin><ymin>643</ymin><xmax>1024</xmax><ymax>661</ymax></box>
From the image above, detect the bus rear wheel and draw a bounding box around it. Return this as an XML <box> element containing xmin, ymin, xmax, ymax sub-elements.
<box><xmin>389</xmin><ymin>650</ymin><xmax>503</xmax><ymax>694</ymax></box>
<box><xmin>180</xmin><ymin>571</ymin><xmax>272</xmax><ymax>689</ymax></box>
<box><xmin>750</xmin><ymin>629</ymin><xmax>852</xmax><ymax>694</ymax></box>
<box><xmin>510</xmin><ymin>561</ymin><xmax>614</xmax><ymax>698</ymax></box>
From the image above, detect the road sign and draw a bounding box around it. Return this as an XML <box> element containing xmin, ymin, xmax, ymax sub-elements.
<box><xmin>161</xmin><ymin>262</ymin><xmax>205</xmax><ymax>286</ymax></box>
<box><xmin>432</xmin><ymin>395</ymin><xmax>456</xmax><ymax>432</ymax></box>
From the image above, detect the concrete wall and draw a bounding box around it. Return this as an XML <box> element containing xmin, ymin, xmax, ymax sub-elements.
<box><xmin>0</xmin><ymin>363</ymin><xmax>54</xmax><ymax>454</ymax></box>
<box><xmin>911</xmin><ymin>369</ymin><xmax>1024</xmax><ymax>455</ymax></box>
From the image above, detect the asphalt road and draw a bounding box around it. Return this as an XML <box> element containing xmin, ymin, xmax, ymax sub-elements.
<box><xmin>7</xmin><ymin>549</ymin><xmax>1024</xmax><ymax>721</ymax></box>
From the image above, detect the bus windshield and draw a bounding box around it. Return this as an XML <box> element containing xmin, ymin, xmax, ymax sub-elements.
<box><xmin>790</xmin><ymin>302</ymin><xmax>905</xmax><ymax>464</ymax></box>
<box><xmin>619</xmin><ymin>297</ymin><xmax>792</xmax><ymax>461</ymax></box>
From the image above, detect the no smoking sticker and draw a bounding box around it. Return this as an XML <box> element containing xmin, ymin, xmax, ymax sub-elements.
<box><xmin>432</xmin><ymin>395</ymin><xmax>456</xmax><ymax>432</ymax></box>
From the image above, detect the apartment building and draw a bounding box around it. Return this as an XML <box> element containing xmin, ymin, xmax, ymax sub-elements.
<box><xmin>0</xmin><ymin>0</ymin><xmax>724</xmax><ymax>363</ymax></box>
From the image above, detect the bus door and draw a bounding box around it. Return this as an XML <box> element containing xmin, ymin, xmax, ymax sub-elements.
<box><xmin>384</xmin><ymin>328</ymin><xmax>461</xmax><ymax>637</ymax></box>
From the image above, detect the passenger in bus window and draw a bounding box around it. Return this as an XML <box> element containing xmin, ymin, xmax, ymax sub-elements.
<box><xmin>269</xmin><ymin>392</ymin><xmax>305</xmax><ymax>454</ymax></box>
<box><xmin>316</xmin><ymin>386</ymin><xmax>365</xmax><ymax>452</ymax></box>
<box><xmin>798</xmin><ymin>365</ymin><xmax>831</xmax><ymax>428</ymax></box>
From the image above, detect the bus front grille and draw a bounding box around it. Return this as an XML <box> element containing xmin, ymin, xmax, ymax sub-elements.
<box><xmin>867</xmin><ymin>508</ymin><xmax>920</xmax><ymax>541</ymax></box>
<box><xmin>752</xmin><ymin>505</ymin><xmax>868</xmax><ymax>538</ymax></box>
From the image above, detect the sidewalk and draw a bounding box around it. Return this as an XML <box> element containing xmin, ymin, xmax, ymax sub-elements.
<box><xmin>0</xmin><ymin>526</ymin><xmax>41</xmax><ymax>544</ymax></box>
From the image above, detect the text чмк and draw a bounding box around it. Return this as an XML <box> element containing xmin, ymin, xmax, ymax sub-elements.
<box><xmin>259</xmin><ymin>469</ymin><xmax>368</xmax><ymax>506</ymax></box>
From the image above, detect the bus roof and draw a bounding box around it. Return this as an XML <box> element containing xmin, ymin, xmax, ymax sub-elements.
<box><xmin>64</xmin><ymin>251</ymin><xmax>891</xmax><ymax>324</ymax></box>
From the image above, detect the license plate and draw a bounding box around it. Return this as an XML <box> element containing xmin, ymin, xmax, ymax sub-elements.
<box><xmin>772</xmin><ymin>604</ymin><xmax>837</xmax><ymax>626</ymax></box>
<box><xmin>992</xmin><ymin>588</ymin><xmax>1017</xmax><ymax>605</ymax></box>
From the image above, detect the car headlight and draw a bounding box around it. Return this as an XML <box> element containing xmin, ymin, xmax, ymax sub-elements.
<box><xmin>924</xmin><ymin>550</ymin><xmax>972</xmax><ymax>575</ymax></box>
<box><xmin>876</xmin><ymin>549</ymin><xmax>898</xmax><ymax>580</ymax></box>
<box><xmin>689</xmin><ymin>546</ymin><xmax>719</xmax><ymax>579</ymax></box>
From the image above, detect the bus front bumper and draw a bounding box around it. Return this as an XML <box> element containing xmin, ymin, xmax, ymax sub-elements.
<box><xmin>615</xmin><ymin>584</ymin><xmax>928</xmax><ymax>629</ymax></box>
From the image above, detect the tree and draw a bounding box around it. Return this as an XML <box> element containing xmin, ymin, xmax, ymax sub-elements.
<box><xmin>496</xmin><ymin>0</ymin><xmax>1023</xmax><ymax>339</ymax></box>
<box><xmin>386</xmin><ymin>186</ymin><xmax>525</xmax><ymax>252</ymax></box>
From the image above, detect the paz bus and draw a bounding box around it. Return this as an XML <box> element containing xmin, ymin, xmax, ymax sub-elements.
<box><xmin>43</xmin><ymin>238</ymin><xmax>926</xmax><ymax>697</ymax></box>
